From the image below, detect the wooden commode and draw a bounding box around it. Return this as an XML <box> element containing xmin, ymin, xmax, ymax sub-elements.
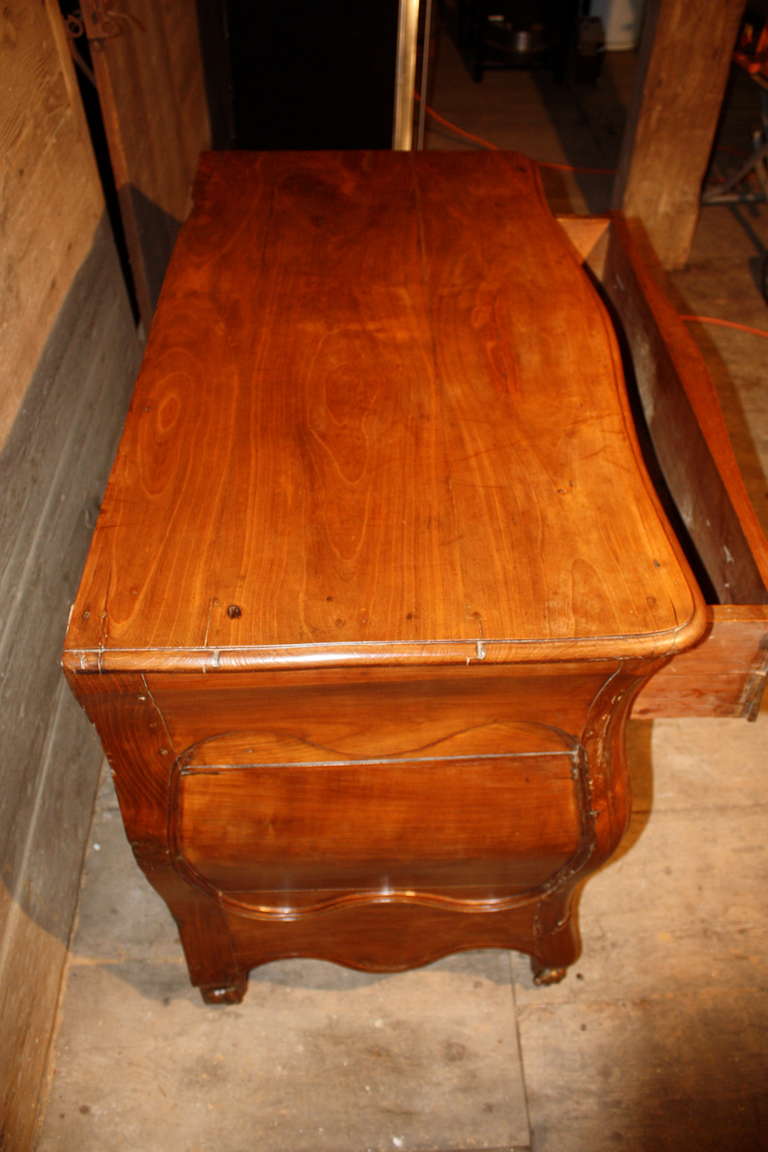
<box><xmin>64</xmin><ymin>151</ymin><xmax>768</xmax><ymax>1003</ymax></box>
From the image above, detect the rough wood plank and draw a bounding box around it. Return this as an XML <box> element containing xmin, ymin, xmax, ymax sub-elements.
<box><xmin>0</xmin><ymin>683</ymin><xmax>101</xmax><ymax>1152</ymax></box>
<box><xmin>612</xmin><ymin>0</ymin><xmax>745</xmax><ymax>269</ymax></box>
<box><xmin>0</xmin><ymin>0</ymin><xmax>103</xmax><ymax>447</ymax></box>
<box><xmin>593</xmin><ymin>213</ymin><xmax>768</xmax><ymax>717</ymax></box>
<box><xmin>0</xmin><ymin>221</ymin><xmax>135</xmax><ymax>631</ymax></box>
<box><xmin>0</xmin><ymin>221</ymin><xmax>138</xmax><ymax>889</ymax></box>
<box><xmin>81</xmin><ymin>0</ymin><xmax>210</xmax><ymax>328</ymax></box>
<box><xmin>598</xmin><ymin>216</ymin><xmax>768</xmax><ymax>605</ymax></box>
<box><xmin>0</xmin><ymin>214</ymin><xmax>138</xmax><ymax>1151</ymax></box>
<box><xmin>0</xmin><ymin>6</ymin><xmax>138</xmax><ymax>1144</ymax></box>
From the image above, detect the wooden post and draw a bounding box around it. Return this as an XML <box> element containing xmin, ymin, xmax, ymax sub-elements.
<box><xmin>612</xmin><ymin>0</ymin><xmax>745</xmax><ymax>270</ymax></box>
<box><xmin>80</xmin><ymin>0</ymin><xmax>211</xmax><ymax>330</ymax></box>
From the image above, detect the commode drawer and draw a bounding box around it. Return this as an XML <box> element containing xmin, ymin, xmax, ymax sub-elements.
<box><xmin>176</xmin><ymin>752</ymin><xmax>584</xmax><ymax>898</ymax></box>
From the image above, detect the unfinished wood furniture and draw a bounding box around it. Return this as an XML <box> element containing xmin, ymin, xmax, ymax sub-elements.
<box><xmin>63</xmin><ymin>151</ymin><xmax>768</xmax><ymax>1004</ymax></box>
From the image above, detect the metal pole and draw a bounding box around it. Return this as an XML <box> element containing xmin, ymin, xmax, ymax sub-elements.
<box><xmin>393</xmin><ymin>0</ymin><xmax>421</xmax><ymax>150</ymax></box>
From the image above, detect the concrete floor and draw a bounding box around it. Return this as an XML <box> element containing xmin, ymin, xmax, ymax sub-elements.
<box><xmin>38</xmin><ymin>28</ymin><xmax>768</xmax><ymax>1152</ymax></box>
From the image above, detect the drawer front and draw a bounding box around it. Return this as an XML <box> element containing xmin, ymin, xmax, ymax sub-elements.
<box><xmin>175</xmin><ymin>751</ymin><xmax>584</xmax><ymax>900</ymax></box>
<box><xmin>147</xmin><ymin>662</ymin><xmax>611</xmax><ymax>762</ymax></box>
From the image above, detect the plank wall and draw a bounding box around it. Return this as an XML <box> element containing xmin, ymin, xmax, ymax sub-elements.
<box><xmin>0</xmin><ymin>4</ymin><xmax>139</xmax><ymax>1148</ymax></box>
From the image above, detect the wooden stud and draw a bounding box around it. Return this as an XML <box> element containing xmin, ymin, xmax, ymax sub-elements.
<box><xmin>612</xmin><ymin>0</ymin><xmax>745</xmax><ymax>269</ymax></box>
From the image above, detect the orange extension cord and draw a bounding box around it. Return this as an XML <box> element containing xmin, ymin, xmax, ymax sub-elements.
<box><xmin>419</xmin><ymin>99</ymin><xmax>768</xmax><ymax>341</ymax></box>
<box><xmin>418</xmin><ymin>98</ymin><xmax>616</xmax><ymax>173</ymax></box>
<box><xmin>681</xmin><ymin>315</ymin><xmax>768</xmax><ymax>339</ymax></box>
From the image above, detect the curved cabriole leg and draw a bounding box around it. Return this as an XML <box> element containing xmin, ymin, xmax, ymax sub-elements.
<box><xmin>171</xmin><ymin>890</ymin><xmax>249</xmax><ymax>1003</ymax></box>
<box><xmin>528</xmin><ymin>888</ymin><xmax>581</xmax><ymax>986</ymax></box>
<box><xmin>199</xmin><ymin>973</ymin><xmax>248</xmax><ymax>1005</ymax></box>
<box><xmin>530</xmin><ymin>959</ymin><xmax>568</xmax><ymax>986</ymax></box>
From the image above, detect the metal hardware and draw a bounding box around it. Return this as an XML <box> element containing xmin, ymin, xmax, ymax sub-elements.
<box><xmin>740</xmin><ymin>634</ymin><xmax>768</xmax><ymax>722</ymax></box>
<box><xmin>82</xmin><ymin>1</ymin><xmax>144</xmax><ymax>50</ymax></box>
<box><xmin>63</xmin><ymin>7</ymin><xmax>96</xmax><ymax>85</ymax></box>
<box><xmin>65</xmin><ymin>9</ymin><xmax>85</xmax><ymax>39</ymax></box>
<box><xmin>702</xmin><ymin>86</ymin><xmax>768</xmax><ymax>207</ymax></box>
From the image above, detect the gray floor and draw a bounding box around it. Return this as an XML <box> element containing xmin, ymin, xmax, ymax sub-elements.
<box><xmin>38</xmin><ymin>32</ymin><xmax>768</xmax><ymax>1152</ymax></box>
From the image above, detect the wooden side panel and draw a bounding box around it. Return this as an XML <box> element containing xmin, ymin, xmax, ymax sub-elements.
<box><xmin>635</xmin><ymin>606</ymin><xmax>768</xmax><ymax>719</ymax></box>
<box><xmin>0</xmin><ymin>8</ymin><xmax>139</xmax><ymax>1146</ymax></box>
<box><xmin>612</xmin><ymin>0</ymin><xmax>745</xmax><ymax>269</ymax></box>
<box><xmin>81</xmin><ymin>0</ymin><xmax>211</xmax><ymax>328</ymax></box>
<box><xmin>0</xmin><ymin>686</ymin><xmax>102</xmax><ymax>1152</ymax></box>
<box><xmin>0</xmin><ymin>228</ymin><xmax>138</xmax><ymax>1150</ymax></box>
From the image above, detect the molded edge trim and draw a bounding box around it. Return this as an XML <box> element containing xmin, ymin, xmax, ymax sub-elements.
<box><xmin>62</xmin><ymin>605</ymin><xmax>709</xmax><ymax>675</ymax></box>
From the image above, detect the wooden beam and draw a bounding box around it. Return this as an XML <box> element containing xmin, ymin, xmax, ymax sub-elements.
<box><xmin>612</xmin><ymin>0</ymin><xmax>745</xmax><ymax>269</ymax></box>
<box><xmin>0</xmin><ymin>0</ymin><xmax>103</xmax><ymax>447</ymax></box>
<box><xmin>81</xmin><ymin>0</ymin><xmax>210</xmax><ymax>330</ymax></box>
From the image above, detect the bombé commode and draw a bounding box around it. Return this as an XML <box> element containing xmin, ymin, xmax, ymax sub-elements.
<box><xmin>64</xmin><ymin>150</ymin><xmax>767</xmax><ymax>1003</ymax></box>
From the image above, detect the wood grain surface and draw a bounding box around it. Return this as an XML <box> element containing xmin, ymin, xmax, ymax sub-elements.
<box><xmin>148</xmin><ymin>662</ymin><xmax>604</xmax><ymax>760</ymax></box>
<box><xmin>80</xmin><ymin>0</ymin><xmax>210</xmax><ymax>326</ymax></box>
<box><xmin>1</xmin><ymin>0</ymin><xmax>103</xmax><ymax>446</ymax></box>
<box><xmin>177</xmin><ymin>754</ymin><xmax>581</xmax><ymax>893</ymax></box>
<box><xmin>65</xmin><ymin>150</ymin><xmax>704</xmax><ymax>671</ymax></box>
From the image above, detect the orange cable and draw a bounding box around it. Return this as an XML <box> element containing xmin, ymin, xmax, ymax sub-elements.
<box><xmin>417</xmin><ymin>96</ymin><xmax>616</xmax><ymax>174</ymax></box>
<box><xmin>416</xmin><ymin>102</ymin><xmax>768</xmax><ymax>340</ymax></box>
<box><xmin>538</xmin><ymin>159</ymin><xmax>616</xmax><ymax>175</ymax></box>
<box><xmin>419</xmin><ymin>100</ymin><xmax>500</xmax><ymax>150</ymax></box>
<box><xmin>681</xmin><ymin>315</ymin><xmax>768</xmax><ymax>340</ymax></box>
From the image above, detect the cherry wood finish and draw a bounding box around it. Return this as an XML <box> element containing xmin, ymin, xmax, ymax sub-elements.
<box><xmin>65</xmin><ymin>152</ymin><xmax>704</xmax><ymax>669</ymax></box>
<box><xmin>68</xmin><ymin>657</ymin><xmax>662</xmax><ymax>999</ymax></box>
<box><xmin>65</xmin><ymin>151</ymin><xmax>756</xmax><ymax>1004</ymax></box>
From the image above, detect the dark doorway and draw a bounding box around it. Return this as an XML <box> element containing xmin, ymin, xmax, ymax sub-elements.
<box><xmin>215</xmin><ymin>0</ymin><xmax>400</xmax><ymax>150</ymax></box>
